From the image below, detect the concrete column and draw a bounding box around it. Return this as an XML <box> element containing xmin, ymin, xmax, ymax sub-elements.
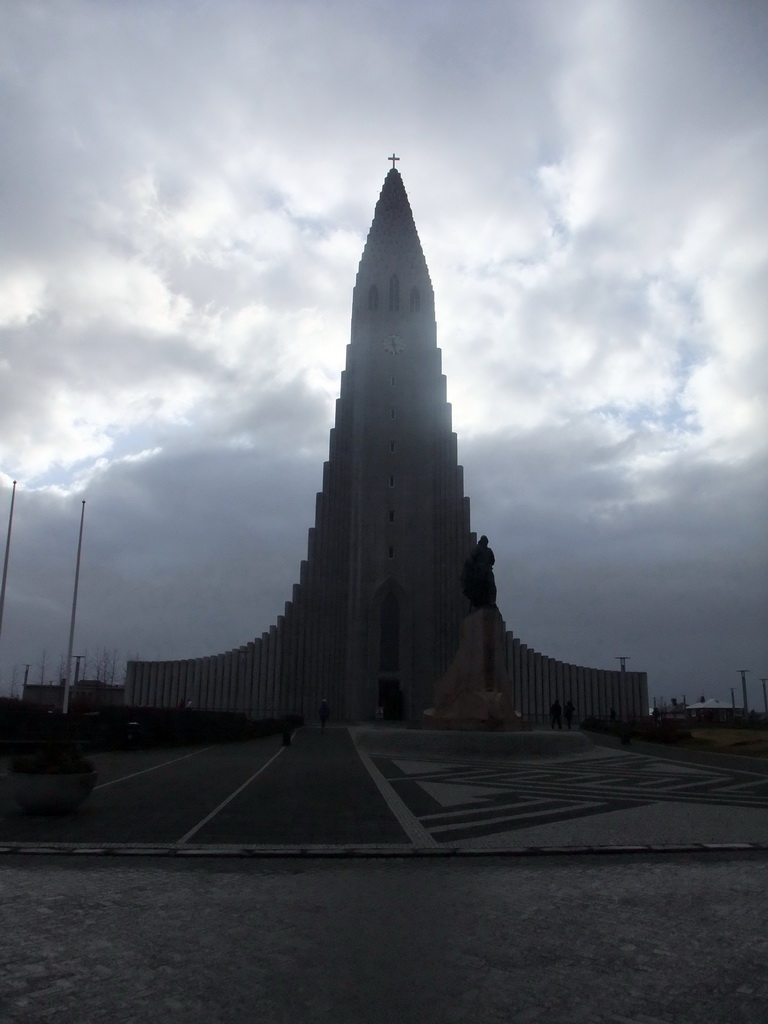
<box><xmin>273</xmin><ymin>616</ymin><xmax>285</xmax><ymax>717</ymax></box>
<box><xmin>147</xmin><ymin>663</ymin><xmax>157</xmax><ymax>706</ymax></box>
<box><xmin>611</xmin><ymin>670</ymin><xmax>621</xmax><ymax>721</ymax></box>
<box><xmin>541</xmin><ymin>656</ymin><xmax>551</xmax><ymax>719</ymax></box>
<box><xmin>191</xmin><ymin>658</ymin><xmax>203</xmax><ymax>709</ymax></box>
<box><xmin>526</xmin><ymin>648</ymin><xmax>535</xmax><ymax>724</ymax></box>
<box><xmin>130</xmin><ymin>662</ymin><xmax>141</xmax><ymax>705</ymax></box>
<box><xmin>156</xmin><ymin>663</ymin><xmax>166</xmax><ymax>707</ymax></box>
<box><xmin>215</xmin><ymin>653</ymin><xmax>226</xmax><ymax>712</ymax></box>
<box><xmin>563</xmin><ymin>663</ymin><xmax>574</xmax><ymax>707</ymax></box>
<box><xmin>266</xmin><ymin>624</ymin><xmax>277</xmax><ymax>717</ymax></box>
<box><xmin>199</xmin><ymin>659</ymin><xmax>211</xmax><ymax>708</ymax></box>
<box><xmin>234</xmin><ymin>646</ymin><xmax>245</xmax><ymax>711</ymax></box>
<box><xmin>591</xmin><ymin>666</ymin><xmax>599</xmax><ymax>717</ymax></box>
<box><xmin>223</xmin><ymin>650</ymin><xmax>234</xmax><ymax>711</ymax></box>
<box><xmin>258</xmin><ymin>635</ymin><xmax>268</xmax><ymax>718</ymax></box>
<box><xmin>283</xmin><ymin>599</ymin><xmax>297</xmax><ymax>715</ymax></box>
<box><xmin>536</xmin><ymin>651</ymin><xmax>548</xmax><ymax>724</ymax></box>
<box><xmin>178</xmin><ymin>661</ymin><xmax>189</xmax><ymax>707</ymax></box>
<box><xmin>256</xmin><ymin>632</ymin><xmax>267</xmax><ymax>717</ymax></box>
<box><xmin>146</xmin><ymin>662</ymin><xmax>156</xmax><ymax>706</ymax></box>
<box><xmin>555</xmin><ymin>661</ymin><xmax>564</xmax><ymax>705</ymax></box>
<box><xmin>124</xmin><ymin>662</ymin><xmax>135</xmax><ymax>704</ymax></box>
<box><xmin>242</xmin><ymin>642</ymin><xmax>254</xmax><ymax>715</ymax></box>
<box><xmin>170</xmin><ymin>661</ymin><xmax>181</xmax><ymax>708</ymax></box>
<box><xmin>517</xmin><ymin>643</ymin><xmax>527</xmax><ymax>720</ymax></box>
<box><xmin>207</xmin><ymin>655</ymin><xmax>217</xmax><ymax>711</ymax></box>
<box><xmin>574</xmin><ymin>665</ymin><xmax>583</xmax><ymax>717</ymax></box>
<box><xmin>294</xmin><ymin>584</ymin><xmax>307</xmax><ymax>717</ymax></box>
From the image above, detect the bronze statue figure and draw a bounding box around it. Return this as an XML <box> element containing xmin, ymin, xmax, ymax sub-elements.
<box><xmin>460</xmin><ymin>535</ymin><xmax>497</xmax><ymax>610</ymax></box>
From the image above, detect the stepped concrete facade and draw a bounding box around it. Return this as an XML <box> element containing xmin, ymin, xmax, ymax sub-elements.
<box><xmin>125</xmin><ymin>169</ymin><xmax>648</xmax><ymax>724</ymax></box>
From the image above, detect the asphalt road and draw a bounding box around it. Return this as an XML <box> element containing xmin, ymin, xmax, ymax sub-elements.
<box><xmin>0</xmin><ymin>728</ymin><xmax>408</xmax><ymax>846</ymax></box>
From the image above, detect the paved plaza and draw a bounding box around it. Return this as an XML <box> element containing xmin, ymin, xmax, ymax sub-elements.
<box><xmin>1</xmin><ymin>728</ymin><xmax>767</xmax><ymax>1023</ymax></box>
<box><xmin>2</xmin><ymin>726</ymin><xmax>768</xmax><ymax>853</ymax></box>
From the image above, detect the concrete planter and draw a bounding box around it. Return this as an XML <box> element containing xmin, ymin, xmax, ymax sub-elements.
<box><xmin>11</xmin><ymin>771</ymin><xmax>98</xmax><ymax>815</ymax></box>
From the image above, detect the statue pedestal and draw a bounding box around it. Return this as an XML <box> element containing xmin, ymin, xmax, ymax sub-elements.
<box><xmin>424</xmin><ymin>607</ymin><xmax>528</xmax><ymax>731</ymax></box>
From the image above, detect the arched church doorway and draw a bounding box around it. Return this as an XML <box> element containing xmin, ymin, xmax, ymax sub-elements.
<box><xmin>378</xmin><ymin>678</ymin><xmax>403</xmax><ymax>720</ymax></box>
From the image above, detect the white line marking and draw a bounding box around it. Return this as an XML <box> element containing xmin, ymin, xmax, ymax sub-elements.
<box><xmin>94</xmin><ymin>747</ymin><xmax>216</xmax><ymax>789</ymax></box>
<box><xmin>430</xmin><ymin>801</ymin><xmax>603</xmax><ymax>833</ymax></box>
<box><xmin>420</xmin><ymin>797</ymin><xmax>551</xmax><ymax>821</ymax></box>
<box><xmin>355</xmin><ymin>743</ymin><xmax>438</xmax><ymax>847</ymax></box>
<box><xmin>176</xmin><ymin>746</ymin><xmax>286</xmax><ymax>844</ymax></box>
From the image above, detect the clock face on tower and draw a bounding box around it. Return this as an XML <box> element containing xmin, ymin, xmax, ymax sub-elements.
<box><xmin>383</xmin><ymin>334</ymin><xmax>405</xmax><ymax>354</ymax></box>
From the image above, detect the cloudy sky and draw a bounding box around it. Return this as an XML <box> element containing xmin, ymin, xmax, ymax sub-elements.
<box><xmin>1</xmin><ymin>0</ymin><xmax>766</xmax><ymax>708</ymax></box>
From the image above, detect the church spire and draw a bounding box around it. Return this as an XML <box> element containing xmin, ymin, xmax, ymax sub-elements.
<box><xmin>354</xmin><ymin>168</ymin><xmax>433</xmax><ymax>318</ymax></box>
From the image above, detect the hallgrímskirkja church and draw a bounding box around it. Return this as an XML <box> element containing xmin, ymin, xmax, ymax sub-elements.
<box><xmin>125</xmin><ymin>166</ymin><xmax>648</xmax><ymax>723</ymax></box>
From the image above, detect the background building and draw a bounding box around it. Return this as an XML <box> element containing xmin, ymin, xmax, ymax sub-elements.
<box><xmin>22</xmin><ymin>679</ymin><xmax>125</xmax><ymax>712</ymax></box>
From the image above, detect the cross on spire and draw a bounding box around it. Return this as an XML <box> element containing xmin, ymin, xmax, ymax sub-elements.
<box><xmin>388</xmin><ymin>153</ymin><xmax>400</xmax><ymax>170</ymax></box>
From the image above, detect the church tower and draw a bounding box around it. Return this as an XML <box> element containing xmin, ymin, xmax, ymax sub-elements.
<box><xmin>289</xmin><ymin>166</ymin><xmax>473</xmax><ymax>721</ymax></box>
<box><xmin>125</xmin><ymin>166</ymin><xmax>649</xmax><ymax>725</ymax></box>
<box><xmin>334</xmin><ymin>166</ymin><xmax>472</xmax><ymax>719</ymax></box>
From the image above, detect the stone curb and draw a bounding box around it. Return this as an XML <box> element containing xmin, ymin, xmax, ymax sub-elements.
<box><xmin>0</xmin><ymin>841</ymin><xmax>765</xmax><ymax>858</ymax></box>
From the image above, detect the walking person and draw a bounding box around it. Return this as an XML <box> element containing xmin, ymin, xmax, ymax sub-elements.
<box><xmin>319</xmin><ymin>698</ymin><xmax>330</xmax><ymax>733</ymax></box>
<box><xmin>550</xmin><ymin>699</ymin><xmax>563</xmax><ymax>730</ymax></box>
<box><xmin>564</xmin><ymin>700</ymin><xmax>576</xmax><ymax>730</ymax></box>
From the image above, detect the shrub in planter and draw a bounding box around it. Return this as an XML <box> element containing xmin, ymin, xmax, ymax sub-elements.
<box><xmin>10</xmin><ymin>742</ymin><xmax>97</xmax><ymax>815</ymax></box>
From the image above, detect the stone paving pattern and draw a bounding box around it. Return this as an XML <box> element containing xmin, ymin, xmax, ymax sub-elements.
<box><xmin>372</xmin><ymin>743</ymin><xmax>768</xmax><ymax>849</ymax></box>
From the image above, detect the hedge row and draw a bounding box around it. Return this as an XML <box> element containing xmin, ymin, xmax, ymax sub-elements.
<box><xmin>0</xmin><ymin>704</ymin><xmax>304</xmax><ymax>753</ymax></box>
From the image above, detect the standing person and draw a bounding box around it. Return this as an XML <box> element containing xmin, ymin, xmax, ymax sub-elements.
<box><xmin>319</xmin><ymin>699</ymin><xmax>330</xmax><ymax>733</ymax></box>
<box><xmin>550</xmin><ymin>699</ymin><xmax>562</xmax><ymax>730</ymax></box>
<box><xmin>610</xmin><ymin>706</ymin><xmax>617</xmax><ymax>724</ymax></box>
<box><xmin>564</xmin><ymin>700</ymin><xmax>576</xmax><ymax>730</ymax></box>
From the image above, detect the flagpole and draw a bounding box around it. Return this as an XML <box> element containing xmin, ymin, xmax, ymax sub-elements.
<box><xmin>62</xmin><ymin>500</ymin><xmax>86</xmax><ymax>715</ymax></box>
<box><xmin>0</xmin><ymin>480</ymin><xmax>17</xmax><ymax>651</ymax></box>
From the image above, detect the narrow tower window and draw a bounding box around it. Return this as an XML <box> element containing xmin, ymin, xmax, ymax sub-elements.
<box><xmin>389</xmin><ymin>274</ymin><xmax>399</xmax><ymax>311</ymax></box>
<box><xmin>388</xmin><ymin>545</ymin><xmax>395</xmax><ymax>559</ymax></box>
<box><xmin>390</xmin><ymin>407</ymin><xmax>395</xmax><ymax>419</ymax></box>
<box><xmin>389</xmin><ymin>475</ymin><xmax>395</xmax><ymax>488</ymax></box>
<box><xmin>389</xmin><ymin>510</ymin><xmax>395</xmax><ymax>522</ymax></box>
<box><xmin>391</xmin><ymin>375</ymin><xmax>396</xmax><ymax>386</ymax></box>
<box><xmin>368</xmin><ymin>284</ymin><xmax>379</xmax><ymax>311</ymax></box>
<box><xmin>409</xmin><ymin>287</ymin><xmax>420</xmax><ymax>313</ymax></box>
<box><xmin>389</xmin><ymin>441</ymin><xmax>395</xmax><ymax>453</ymax></box>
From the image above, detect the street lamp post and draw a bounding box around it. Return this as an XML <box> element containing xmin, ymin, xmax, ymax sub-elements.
<box><xmin>737</xmin><ymin>669</ymin><xmax>749</xmax><ymax>718</ymax></box>
<box><xmin>62</xmin><ymin>501</ymin><xmax>86</xmax><ymax>715</ymax></box>
<box><xmin>0</xmin><ymin>480</ymin><xmax>17</xmax><ymax>651</ymax></box>
<box><xmin>761</xmin><ymin>678</ymin><xmax>768</xmax><ymax>718</ymax></box>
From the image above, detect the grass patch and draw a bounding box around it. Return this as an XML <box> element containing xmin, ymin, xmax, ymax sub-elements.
<box><xmin>679</xmin><ymin>728</ymin><xmax>768</xmax><ymax>759</ymax></box>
